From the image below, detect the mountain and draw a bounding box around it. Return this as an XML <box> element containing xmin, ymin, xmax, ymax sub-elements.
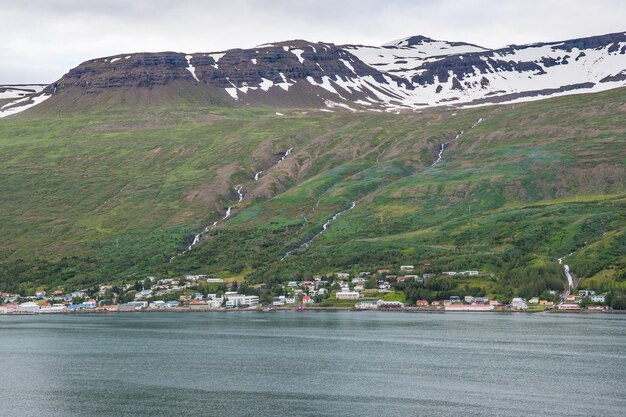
<box><xmin>0</xmin><ymin>84</ymin><xmax>48</xmax><ymax>118</ymax></box>
<box><xmin>0</xmin><ymin>32</ymin><xmax>624</xmax><ymax>300</ymax></box>
<box><xmin>1</xmin><ymin>32</ymin><xmax>625</xmax><ymax>117</ymax></box>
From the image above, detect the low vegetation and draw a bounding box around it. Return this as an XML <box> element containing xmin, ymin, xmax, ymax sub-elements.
<box><xmin>0</xmin><ymin>87</ymin><xmax>624</xmax><ymax>297</ymax></box>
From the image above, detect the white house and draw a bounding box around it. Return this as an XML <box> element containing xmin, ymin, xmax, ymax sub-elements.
<box><xmin>590</xmin><ymin>295</ymin><xmax>606</xmax><ymax>303</ymax></box>
<box><xmin>400</xmin><ymin>265</ymin><xmax>414</xmax><ymax>271</ymax></box>
<box><xmin>355</xmin><ymin>301</ymin><xmax>378</xmax><ymax>310</ymax></box>
<box><xmin>185</xmin><ymin>274</ymin><xmax>206</xmax><ymax>281</ymax></box>
<box><xmin>149</xmin><ymin>300</ymin><xmax>166</xmax><ymax>309</ymax></box>
<box><xmin>135</xmin><ymin>289</ymin><xmax>153</xmax><ymax>299</ymax></box>
<box><xmin>19</xmin><ymin>302</ymin><xmax>40</xmax><ymax>312</ymax></box>
<box><xmin>558</xmin><ymin>303</ymin><xmax>580</xmax><ymax>310</ymax></box>
<box><xmin>336</xmin><ymin>288</ymin><xmax>363</xmax><ymax>300</ymax></box>
<box><xmin>225</xmin><ymin>295</ymin><xmax>259</xmax><ymax>308</ymax></box>
<box><xmin>376</xmin><ymin>300</ymin><xmax>404</xmax><ymax>309</ymax></box>
<box><xmin>40</xmin><ymin>304</ymin><xmax>67</xmax><ymax>313</ymax></box>
<box><xmin>511</xmin><ymin>298</ymin><xmax>528</xmax><ymax>311</ymax></box>
<box><xmin>206</xmin><ymin>298</ymin><xmax>224</xmax><ymax>309</ymax></box>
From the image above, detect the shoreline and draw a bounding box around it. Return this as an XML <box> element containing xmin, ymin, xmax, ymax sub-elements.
<box><xmin>2</xmin><ymin>306</ymin><xmax>624</xmax><ymax>316</ymax></box>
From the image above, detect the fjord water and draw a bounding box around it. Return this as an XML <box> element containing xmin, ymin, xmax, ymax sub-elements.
<box><xmin>1</xmin><ymin>312</ymin><xmax>625</xmax><ymax>417</ymax></box>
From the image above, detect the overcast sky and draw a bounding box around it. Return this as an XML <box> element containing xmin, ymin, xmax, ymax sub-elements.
<box><xmin>2</xmin><ymin>0</ymin><xmax>625</xmax><ymax>83</ymax></box>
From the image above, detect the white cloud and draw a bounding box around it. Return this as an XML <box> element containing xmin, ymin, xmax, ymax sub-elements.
<box><xmin>1</xmin><ymin>0</ymin><xmax>624</xmax><ymax>83</ymax></box>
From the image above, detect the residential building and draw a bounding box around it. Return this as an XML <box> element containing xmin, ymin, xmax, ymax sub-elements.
<box><xmin>376</xmin><ymin>300</ymin><xmax>404</xmax><ymax>309</ymax></box>
<box><xmin>207</xmin><ymin>298</ymin><xmax>224</xmax><ymax>308</ymax></box>
<box><xmin>336</xmin><ymin>288</ymin><xmax>362</xmax><ymax>300</ymax></box>
<box><xmin>40</xmin><ymin>304</ymin><xmax>67</xmax><ymax>313</ymax></box>
<box><xmin>557</xmin><ymin>303</ymin><xmax>580</xmax><ymax>311</ymax></box>
<box><xmin>590</xmin><ymin>295</ymin><xmax>606</xmax><ymax>303</ymax></box>
<box><xmin>18</xmin><ymin>302</ymin><xmax>40</xmax><ymax>312</ymax></box>
<box><xmin>185</xmin><ymin>274</ymin><xmax>206</xmax><ymax>281</ymax></box>
<box><xmin>355</xmin><ymin>301</ymin><xmax>378</xmax><ymax>310</ymax></box>
<box><xmin>119</xmin><ymin>302</ymin><xmax>146</xmax><ymax>311</ymax></box>
<box><xmin>134</xmin><ymin>289</ymin><xmax>153</xmax><ymax>299</ymax></box>
<box><xmin>225</xmin><ymin>295</ymin><xmax>259</xmax><ymax>308</ymax></box>
<box><xmin>189</xmin><ymin>300</ymin><xmax>208</xmax><ymax>310</ymax></box>
<box><xmin>511</xmin><ymin>298</ymin><xmax>528</xmax><ymax>310</ymax></box>
<box><xmin>149</xmin><ymin>301</ymin><xmax>166</xmax><ymax>309</ymax></box>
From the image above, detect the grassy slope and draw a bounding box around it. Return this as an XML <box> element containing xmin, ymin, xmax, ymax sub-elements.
<box><xmin>0</xmin><ymin>87</ymin><xmax>624</xmax><ymax>295</ymax></box>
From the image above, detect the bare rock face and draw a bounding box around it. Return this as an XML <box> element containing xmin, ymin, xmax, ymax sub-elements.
<box><xmin>54</xmin><ymin>41</ymin><xmax>407</xmax><ymax>95</ymax></box>
<box><xmin>40</xmin><ymin>31</ymin><xmax>626</xmax><ymax>111</ymax></box>
<box><xmin>59</xmin><ymin>53</ymin><xmax>192</xmax><ymax>91</ymax></box>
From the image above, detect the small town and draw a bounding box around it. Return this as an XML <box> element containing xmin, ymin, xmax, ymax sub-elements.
<box><xmin>0</xmin><ymin>264</ymin><xmax>614</xmax><ymax>314</ymax></box>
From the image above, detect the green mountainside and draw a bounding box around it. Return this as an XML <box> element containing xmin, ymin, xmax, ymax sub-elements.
<box><xmin>0</xmin><ymin>87</ymin><xmax>624</xmax><ymax>299</ymax></box>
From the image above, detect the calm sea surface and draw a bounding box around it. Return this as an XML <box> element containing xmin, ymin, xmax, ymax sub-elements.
<box><xmin>1</xmin><ymin>311</ymin><xmax>625</xmax><ymax>417</ymax></box>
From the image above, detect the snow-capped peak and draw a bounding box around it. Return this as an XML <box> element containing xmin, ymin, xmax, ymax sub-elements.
<box><xmin>382</xmin><ymin>35</ymin><xmax>438</xmax><ymax>47</ymax></box>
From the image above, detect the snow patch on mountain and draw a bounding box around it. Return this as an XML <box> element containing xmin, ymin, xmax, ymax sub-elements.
<box><xmin>291</xmin><ymin>49</ymin><xmax>306</xmax><ymax>64</ymax></box>
<box><xmin>0</xmin><ymin>93</ymin><xmax>50</xmax><ymax>118</ymax></box>
<box><xmin>185</xmin><ymin>55</ymin><xmax>199</xmax><ymax>82</ymax></box>
<box><xmin>0</xmin><ymin>85</ymin><xmax>46</xmax><ymax>100</ymax></box>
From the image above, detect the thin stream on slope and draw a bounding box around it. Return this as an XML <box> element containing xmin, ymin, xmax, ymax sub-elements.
<box><xmin>432</xmin><ymin>117</ymin><xmax>483</xmax><ymax>166</ymax></box>
<box><xmin>283</xmin><ymin>201</ymin><xmax>356</xmax><ymax>259</ymax></box>
<box><xmin>171</xmin><ymin>148</ymin><xmax>295</xmax><ymax>262</ymax></box>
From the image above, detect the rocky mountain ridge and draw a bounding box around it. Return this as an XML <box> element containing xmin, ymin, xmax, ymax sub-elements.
<box><xmin>1</xmin><ymin>31</ymin><xmax>625</xmax><ymax>116</ymax></box>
